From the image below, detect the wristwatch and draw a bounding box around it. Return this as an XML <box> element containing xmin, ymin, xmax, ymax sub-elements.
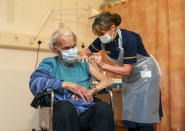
<box><xmin>92</xmin><ymin>87</ymin><xmax>98</xmax><ymax>93</ymax></box>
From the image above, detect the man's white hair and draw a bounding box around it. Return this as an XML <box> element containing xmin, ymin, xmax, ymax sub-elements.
<box><xmin>48</xmin><ymin>28</ymin><xmax>77</xmax><ymax>51</ymax></box>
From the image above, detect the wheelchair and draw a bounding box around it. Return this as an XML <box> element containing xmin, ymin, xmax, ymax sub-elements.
<box><xmin>31</xmin><ymin>88</ymin><xmax>114</xmax><ymax>131</ymax></box>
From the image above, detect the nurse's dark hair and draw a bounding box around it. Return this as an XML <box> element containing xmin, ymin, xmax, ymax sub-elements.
<box><xmin>92</xmin><ymin>11</ymin><xmax>121</xmax><ymax>35</ymax></box>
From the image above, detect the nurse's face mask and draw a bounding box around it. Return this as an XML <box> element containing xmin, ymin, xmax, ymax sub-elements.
<box><xmin>99</xmin><ymin>26</ymin><xmax>116</xmax><ymax>44</ymax></box>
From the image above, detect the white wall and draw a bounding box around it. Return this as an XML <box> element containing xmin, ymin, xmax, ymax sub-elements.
<box><xmin>0</xmin><ymin>0</ymin><xmax>104</xmax><ymax>50</ymax></box>
<box><xmin>0</xmin><ymin>48</ymin><xmax>54</xmax><ymax>131</ymax></box>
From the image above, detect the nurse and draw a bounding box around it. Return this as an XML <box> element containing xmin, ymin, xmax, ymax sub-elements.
<box><xmin>81</xmin><ymin>11</ymin><xmax>162</xmax><ymax>131</ymax></box>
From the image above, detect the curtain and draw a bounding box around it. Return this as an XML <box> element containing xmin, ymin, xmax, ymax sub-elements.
<box><xmin>101</xmin><ymin>0</ymin><xmax>185</xmax><ymax>130</ymax></box>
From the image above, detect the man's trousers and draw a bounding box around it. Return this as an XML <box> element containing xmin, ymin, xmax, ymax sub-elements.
<box><xmin>53</xmin><ymin>100</ymin><xmax>115</xmax><ymax>131</ymax></box>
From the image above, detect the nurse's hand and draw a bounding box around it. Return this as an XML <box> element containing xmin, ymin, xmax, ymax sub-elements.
<box><xmin>78</xmin><ymin>55</ymin><xmax>89</xmax><ymax>63</ymax></box>
<box><xmin>90</xmin><ymin>53</ymin><xmax>105</xmax><ymax>69</ymax></box>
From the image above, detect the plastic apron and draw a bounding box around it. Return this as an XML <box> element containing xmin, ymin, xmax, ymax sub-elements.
<box><xmin>101</xmin><ymin>29</ymin><xmax>162</xmax><ymax>123</ymax></box>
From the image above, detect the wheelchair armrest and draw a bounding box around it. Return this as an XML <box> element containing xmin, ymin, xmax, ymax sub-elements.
<box><xmin>97</xmin><ymin>88</ymin><xmax>109</xmax><ymax>94</ymax></box>
<box><xmin>97</xmin><ymin>88</ymin><xmax>114</xmax><ymax>111</ymax></box>
<box><xmin>30</xmin><ymin>88</ymin><xmax>54</xmax><ymax>109</ymax></box>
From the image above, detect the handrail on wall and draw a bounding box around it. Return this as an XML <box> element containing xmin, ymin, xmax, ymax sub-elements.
<box><xmin>29</xmin><ymin>6</ymin><xmax>98</xmax><ymax>44</ymax></box>
<box><xmin>101</xmin><ymin>0</ymin><xmax>127</xmax><ymax>7</ymax></box>
<box><xmin>29</xmin><ymin>9</ymin><xmax>54</xmax><ymax>44</ymax></box>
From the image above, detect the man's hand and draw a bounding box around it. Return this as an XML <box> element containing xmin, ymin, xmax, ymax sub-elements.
<box><xmin>71</xmin><ymin>94</ymin><xmax>80</xmax><ymax>100</ymax></box>
<box><xmin>62</xmin><ymin>82</ymin><xmax>93</xmax><ymax>102</ymax></box>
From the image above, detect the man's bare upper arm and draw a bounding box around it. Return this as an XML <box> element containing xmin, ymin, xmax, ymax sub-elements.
<box><xmin>89</xmin><ymin>63</ymin><xmax>106</xmax><ymax>81</ymax></box>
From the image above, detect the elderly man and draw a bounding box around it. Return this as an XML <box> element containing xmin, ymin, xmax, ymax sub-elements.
<box><xmin>29</xmin><ymin>28</ymin><xmax>115</xmax><ymax>131</ymax></box>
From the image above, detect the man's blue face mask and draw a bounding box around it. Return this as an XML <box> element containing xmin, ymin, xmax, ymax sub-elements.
<box><xmin>61</xmin><ymin>47</ymin><xmax>78</xmax><ymax>63</ymax></box>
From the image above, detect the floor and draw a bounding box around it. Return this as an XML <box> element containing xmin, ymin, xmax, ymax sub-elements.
<box><xmin>115</xmin><ymin>120</ymin><xmax>128</xmax><ymax>131</ymax></box>
<box><xmin>116</xmin><ymin>126</ymin><xmax>128</xmax><ymax>131</ymax></box>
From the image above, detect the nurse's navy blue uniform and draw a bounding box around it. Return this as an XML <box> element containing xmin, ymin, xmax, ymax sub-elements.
<box><xmin>89</xmin><ymin>29</ymin><xmax>149</xmax><ymax>64</ymax></box>
<box><xmin>88</xmin><ymin>29</ymin><xmax>163</xmax><ymax>128</ymax></box>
